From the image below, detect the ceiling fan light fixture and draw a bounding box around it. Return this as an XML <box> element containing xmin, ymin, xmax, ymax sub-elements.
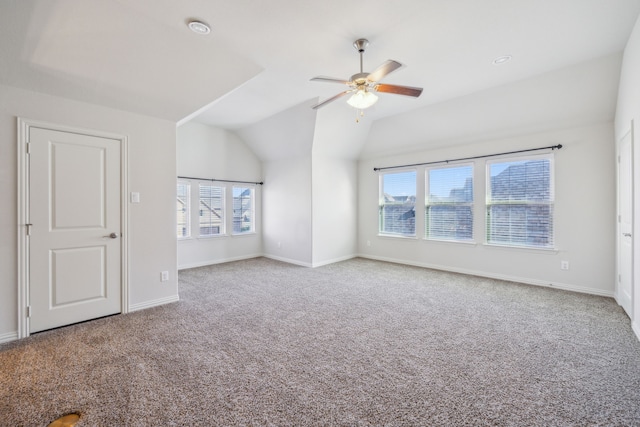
<box><xmin>347</xmin><ymin>89</ymin><xmax>378</xmax><ymax>109</ymax></box>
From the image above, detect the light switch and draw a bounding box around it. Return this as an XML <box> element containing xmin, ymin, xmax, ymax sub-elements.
<box><xmin>130</xmin><ymin>192</ymin><xmax>140</xmax><ymax>203</ymax></box>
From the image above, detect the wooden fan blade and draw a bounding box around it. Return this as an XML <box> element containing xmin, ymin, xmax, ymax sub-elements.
<box><xmin>311</xmin><ymin>90</ymin><xmax>352</xmax><ymax>109</ymax></box>
<box><xmin>375</xmin><ymin>83</ymin><xmax>423</xmax><ymax>97</ymax></box>
<box><xmin>310</xmin><ymin>76</ymin><xmax>351</xmax><ymax>85</ymax></box>
<box><xmin>367</xmin><ymin>60</ymin><xmax>402</xmax><ymax>83</ymax></box>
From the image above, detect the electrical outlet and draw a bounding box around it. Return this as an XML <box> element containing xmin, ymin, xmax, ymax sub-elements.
<box><xmin>161</xmin><ymin>271</ymin><xmax>169</xmax><ymax>282</ymax></box>
<box><xmin>560</xmin><ymin>261</ymin><xmax>569</xmax><ymax>271</ymax></box>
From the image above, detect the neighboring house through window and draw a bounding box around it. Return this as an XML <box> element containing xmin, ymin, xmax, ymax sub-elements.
<box><xmin>232</xmin><ymin>186</ymin><xmax>255</xmax><ymax>234</ymax></box>
<box><xmin>426</xmin><ymin>164</ymin><xmax>474</xmax><ymax>242</ymax></box>
<box><xmin>379</xmin><ymin>170</ymin><xmax>416</xmax><ymax>237</ymax></box>
<box><xmin>486</xmin><ymin>155</ymin><xmax>554</xmax><ymax>249</ymax></box>
<box><xmin>199</xmin><ymin>184</ymin><xmax>224</xmax><ymax>236</ymax></box>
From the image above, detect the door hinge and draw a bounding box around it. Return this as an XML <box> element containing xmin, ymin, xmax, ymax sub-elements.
<box><xmin>26</xmin><ymin>142</ymin><xmax>31</xmax><ymax>154</ymax></box>
<box><xmin>26</xmin><ymin>306</ymin><xmax>31</xmax><ymax>318</ymax></box>
<box><xmin>25</xmin><ymin>223</ymin><xmax>32</xmax><ymax>235</ymax></box>
<box><xmin>619</xmin><ymin>274</ymin><xmax>622</xmax><ymax>283</ymax></box>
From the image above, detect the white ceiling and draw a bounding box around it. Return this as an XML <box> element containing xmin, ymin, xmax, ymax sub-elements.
<box><xmin>1</xmin><ymin>0</ymin><xmax>639</xmax><ymax>151</ymax></box>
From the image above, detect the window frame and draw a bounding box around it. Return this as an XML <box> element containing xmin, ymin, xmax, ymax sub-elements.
<box><xmin>378</xmin><ymin>169</ymin><xmax>417</xmax><ymax>238</ymax></box>
<box><xmin>425</xmin><ymin>163</ymin><xmax>474</xmax><ymax>243</ymax></box>
<box><xmin>485</xmin><ymin>153</ymin><xmax>555</xmax><ymax>250</ymax></box>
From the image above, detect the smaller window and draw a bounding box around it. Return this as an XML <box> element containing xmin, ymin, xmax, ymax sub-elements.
<box><xmin>232</xmin><ymin>186</ymin><xmax>255</xmax><ymax>234</ymax></box>
<box><xmin>426</xmin><ymin>164</ymin><xmax>474</xmax><ymax>242</ymax></box>
<box><xmin>199</xmin><ymin>184</ymin><xmax>224</xmax><ymax>236</ymax></box>
<box><xmin>177</xmin><ymin>182</ymin><xmax>190</xmax><ymax>239</ymax></box>
<box><xmin>379</xmin><ymin>170</ymin><xmax>416</xmax><ymax>237</ymax></box>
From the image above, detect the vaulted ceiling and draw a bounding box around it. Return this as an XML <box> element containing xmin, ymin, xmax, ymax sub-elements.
<box><xmin>1</xmin><ymin>0</ymin><xmax>639</xmax><ymax>158</ymax></box>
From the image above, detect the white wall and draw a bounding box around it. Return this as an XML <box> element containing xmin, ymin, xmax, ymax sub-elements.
<box><xmin>0</xmin><ymin>84</ymin><xmax>178</xmax><ymax>342</ymax></box>
<box><xmin>615</xmin><ymin>13</ymin><xmax>640</xmax><ymax>338</ymax></box>
<box><xmin>176</xmin><ymin>122</ymin><xmax>262</xmax><ymax>269</ymax></box>
<box><xmin>263</xmin><ymin>156</ymin><xmax>313</xmax><ymax>266</ymax></box>
<box><xmin>358</xmin><ymin>123</ymin><xmax>616</xmax><ymax>296</ymax></box>
<box><xmin>311</xmin><ymin>155</ymin><xmax>358</xmax><ymax>266</ymax></box>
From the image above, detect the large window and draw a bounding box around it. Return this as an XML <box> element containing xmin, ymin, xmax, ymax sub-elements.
<box><xmin>177</xmin><ymin>182</ymin><xmax>190</xmax><ymax>238</ymax></box>
<box><xmin>426</xmin><ymin>164</ymin><xmax>473</xmax><ymax>241</ymax></box>
<box><xmin>379</xmin><ymin>170</ymin><xmax>416</xmax><ymax>236</ymax></box>
<box><xmin>232</xmin><ymin>186</ymin><xmax>255</xmax><ymax>234</ymax></box>
<box><xmin>486</xmin><ymin>155</ymin><xmax>554</xmax><ymax>248</ymax></box>
<box><xmin>199</xmin><ymin>184</ymin><xmax>224</xmax><ymax>237</ymax></box>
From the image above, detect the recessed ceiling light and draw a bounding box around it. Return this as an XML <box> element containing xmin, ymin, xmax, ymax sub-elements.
<box><xmin>188</xmin><ymin>20</ymin><xmax>211</xmax><ymax>35</ymax></box>
<box><xmin>493</xmin><ymin>55</ymin><xmax>512</xmax><ymax>65</ymax></box>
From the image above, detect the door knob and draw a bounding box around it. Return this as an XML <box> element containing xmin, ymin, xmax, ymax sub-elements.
<box><xmin>104</xmin><ymin>232</ymin><xmax>119</xmax><ymax>239</ymax></box>
<box><xmin>623</xmin><ymin>233</ymin><xmax>632</xmax><ymax>237</ymax></box>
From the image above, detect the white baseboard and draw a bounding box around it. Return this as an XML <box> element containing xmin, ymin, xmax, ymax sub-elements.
<box><xmin>311</xmin><ymin>254</ymin><xmax>357</xmax><ymax>268</ymax></box>
<box><xmin>178</xmin><ymin>254</ymin><xmax>263</xmax><ymax>270</ymax></box>
<box><xmin>357</xmin><ymin>253</ymin><xmax>615</xmax><ymax>298</ymax></box>
<box><xmin>633</xmin><ymin>320</ymin><xmax>640</xmax><ymax>343</ymax></box>
<box><xmin>0</xmin><ymin>331</ymin><xmax>18</xmax><ymax>344</ymax></box>
<box><xmin>263</xmin><ymin>253</ymin><xmax>357</xmax><ymax>268</ymax></box>
<box><xmin>129</xmin><ymin>294</ymin><xmax>180</xmax><ymax>312</ymax></box>
<box><xmin>262</xmin><ymin>254</ymin><xmax>312</xmax><ymax>268</ymax></box>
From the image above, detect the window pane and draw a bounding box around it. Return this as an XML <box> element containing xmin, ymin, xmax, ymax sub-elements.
<box><xmin>379</xmin><ymin>171</ymin><xmax>416</xmax><ymax>236</ymax></box>
<box><xmin>426</xmin><ymin>165</ymin><xmax>473</xmax><ymax>241</ymax></box>
<box><xmin>487</xmin><ymin>205</ymin><xmax>553</xmax><ymax>246</ymax></box>
<box><xmin>487</xmin><ymin>157</ymin><xmax>553</xmax><ymax>248</ymax></box>
<box><xmin>199</xmin><ymin>185</ymin><xmax>224</xmax><ymax>236</ymax></box>
<box><xmin>427</xmin><ymin>205</ymin><xmax>473</xmax><ymax>240</ymax></box>
<box><xmin>177</xmin><ymin>182</ymin><xmax>190</xmax><ymax>238</ymax></box>
<box><xmin>233</xmin><ymin>186</ymin><xmax>254</xmax><ymax>234</ymax></box>
<box><xmin>489</xmin><ymin>159</ymin><xmax>551</xmax><ymax>201</ymax></box>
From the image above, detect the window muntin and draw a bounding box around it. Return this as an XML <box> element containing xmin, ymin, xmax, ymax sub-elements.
<box><xmin>486</xmin><ymin>155</ymin><xmax>554</xmax><ymax>248</ymax></box>
<box><xmin>199</xmin><ymin>184</ymin><xmax>225</xmax><ymax>236</ymax></box>
<box><xmin>177</xmin><ymin>182</ymin><xmax>190</xmax><ymax>239</ymax></box>
<box><xmin>232</xmin><ymin>186</ymin><xmax>254</xmax><ymax>234</ymax></box>
<box><xmin>379</xmin><ymin>170</ymin><xmax>416</xmax><ymax>237</ymax></box>
<box><xmin>426</xmin><ymin>164</ymin><xmax>473</xmax><ymax>242</ymax></box>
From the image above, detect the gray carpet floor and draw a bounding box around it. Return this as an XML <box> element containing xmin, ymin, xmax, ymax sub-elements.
<box><xmin>1</xmin><ymin>257</ymin><xmax>640</xmax><ymax>426</ymax></box>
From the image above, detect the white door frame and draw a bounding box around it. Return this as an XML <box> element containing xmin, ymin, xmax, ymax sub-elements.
<box><xmin>616</xmin><ymin>121</ymin><xmax>634</xmax><ymax>318</ymax></box>
<box><xmin>17</xmin><ymin>118</ymin><xmax>129</xmax><ymax>339</ymax></box>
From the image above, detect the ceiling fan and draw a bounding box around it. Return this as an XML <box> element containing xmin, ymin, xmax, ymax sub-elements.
<box><xmin>310</xmin><ymin>39</ymin><xmax>423</xmax><ymax>113</ymax></box>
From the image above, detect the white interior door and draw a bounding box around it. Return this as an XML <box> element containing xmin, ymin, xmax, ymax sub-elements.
<box><xmin>617</xmin><ymin>127</ymin><xmax>633</xmax><ymax>318</ymax></box>
<box><xmin>28</xmin><ymin>127</ymin><xmax>122</xmax><ymax>333</ymax></box>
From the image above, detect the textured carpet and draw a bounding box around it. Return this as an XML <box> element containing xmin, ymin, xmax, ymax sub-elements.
<box><xmin>1</xmin><ymin>257</ymin><xmax>640</xmax><ymax>426</ymax></box>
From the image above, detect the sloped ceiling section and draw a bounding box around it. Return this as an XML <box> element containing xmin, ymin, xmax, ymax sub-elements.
<box><xmin>236</xmin><ymin>99</ymin><xmax>317</xmax><ymax>162</ymax></box>
<box><xmin>311</xmin><ymin>103</ymin><xmax>373</xmax><ymax>160</ymax></box>
<box><xmin>0</xmin><ymin>0</ymin><xmax>263</xmax><ymax>122</ymax></box>
<box><xmin>361</xmin><ymin>53</ymin><xmax>624</xmax><ymax>158</ymax></box>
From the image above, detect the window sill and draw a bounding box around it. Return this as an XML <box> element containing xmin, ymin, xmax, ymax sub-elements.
<box><xmin>424</xmin><ymin>238</ymin><xmax>477</xmax><ymax>246</ymax></box>
<box><xmin>483</xmin><ymin>243</ymin><xmax>558</xmax><ymax>254</ymax></box>
<box><xmin>197</xmin><ymin>234</ymin><xmax>228</xmax><ymax>240</ymax></box>
<box><xmin>377</xmin><ymin>233</ymin><xmax>418</xmax><ymax>240</ymax></box>
<box><xmin>231</xmin><ymin>231</ymin><xmax>257</xmax><ymax>237</ymax></box>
